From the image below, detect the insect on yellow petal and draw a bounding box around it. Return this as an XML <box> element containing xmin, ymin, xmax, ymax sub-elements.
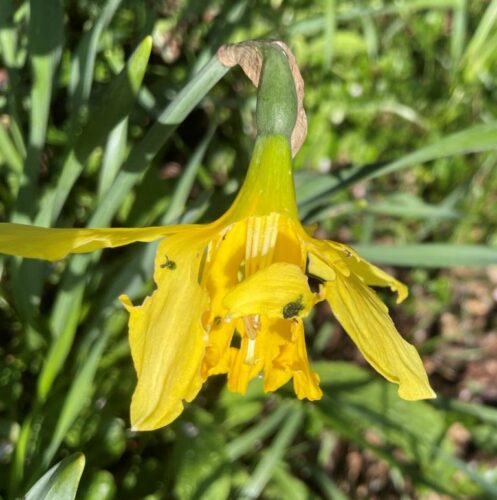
<box><xmin>120</xmin><ymin>232</ymin><xmax>209</xmax><ymax>431</ymax></box>
<box><xmin>223</xmin><ymin>262</ymin><xmax>317</xmax><ymax>320</ymax></box>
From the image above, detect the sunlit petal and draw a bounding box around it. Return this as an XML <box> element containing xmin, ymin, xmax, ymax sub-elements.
<box><xmin>223</xmin><ymin>262</ymin><xmax>317</xmax><ymax>319</ymax></box>
<box><xmin>227</xmin><ymin>331</ymin><xmax>263</xmax><ymax>394</ymax></box>
<box><xmin>201</xmin><ymin>321</ymin><xmax>234</xmax><ymax>378</ymax></box>
<box><xmin>290</xmin><ymin>320</ymin><xmax>323</xmax><ymax>400</ymax></box>
<box><xmin>120</xmin><ymin>232</ymin><xmax>209</xmax><ymax>431</ymax></box>
<box><xmin>203</xmin><ymin>221</ymin><xmax>246</xmax><ymax>317</ymax></box>
<box><xmin>260</xmin><ymin>319</ymin><xmax>293</xmax><ymax>393</ymax></box>
<box><xmin>327</xmin><ymin>241</ymin><xmax>407</xmax><ymax>302</ymax></box>
<box><xmin>324</xmin><ymin>274</ymin><xmax>435</xmax><ymax>400</ymax></box>
<box><xmin>0</xmin><ymin>222</ymin><xmax>194</xmax><ymax>261</ymax></box>
<box><xmin>272</xmin><ymin>217</ymin><xmax>306</xmax><ymax>268</ymax></box>
<box><xmin>262</xmin><ymin>318</ymin><xmax>322</xmax><ymax>399</ymax></box>
<box><xmin>307</xmin><ymin>251</ymin><xmax>337</xmax><ymax>281</ymax></box>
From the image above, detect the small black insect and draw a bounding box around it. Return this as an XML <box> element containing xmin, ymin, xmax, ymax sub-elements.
<box><xmin>161</xmin><ymin>256</ymin><xmax>177</xmax><ymax>270</ymax></box>
<box><xmin>282</xmin><ymin>296</ymin><xmax>304</xmax><ymax>319</ymax></box>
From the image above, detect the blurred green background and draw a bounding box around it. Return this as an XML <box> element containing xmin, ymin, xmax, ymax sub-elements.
<box><xmin>1</xmin><ymin>0</ymin><xmax>497</xmax><ymax>498</ymax></box>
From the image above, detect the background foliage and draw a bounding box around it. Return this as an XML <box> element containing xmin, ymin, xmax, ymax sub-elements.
<box><xmin>1</xmin><ymin>0</ymin><xmax>497</xmax><ymax>498</ymax></box>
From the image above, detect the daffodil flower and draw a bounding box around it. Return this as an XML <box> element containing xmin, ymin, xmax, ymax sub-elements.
<box><xmin>0</xmin><ymin>43</ymin><xmax>435</xmax><ymax>431</ymax></box>
<box><xmin>0</xmin><ymin>133</ymin><xmax>435</xmax><ymax>430</ymax></box>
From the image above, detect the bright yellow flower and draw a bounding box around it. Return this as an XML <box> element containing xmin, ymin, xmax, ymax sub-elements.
<box><xmin>0</xmin><ymin>134</ymin><xmax>435</xmax><ymax>431</ymax></box>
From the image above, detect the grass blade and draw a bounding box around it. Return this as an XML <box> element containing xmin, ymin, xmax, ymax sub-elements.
<box><xmin>162</xmin><ymin>123</ymin><xmax>216</xmax><ymax>224</ymax></box>
<box><xmin>14</xmin><ymin>0</ymin><xmax>63</xmax><ymax>223</ymax></box>
<box><xmin>308</xmin><ymin>193</ymin><xmax>459</xmax><ymax>223</ymax></box>
<box><xmin>69</xmin><ymin>0</ymin><xmax>124</xmax><ymax>125</ymax></box>
<box><xmin>41</xmin><ymin>328</ymin><xmax>110</xmax><ymax>469</ymax></box>
<box><xmin>6</xmin><ymin>1</ymin><xmax>64</xmax><ymax>372</ymax></box>
<box><xmin>0</xmin><ymin>121</ymin><xmax>23</xmax><ymax>174</ymax></box>
<box><xmin>462</xmin><ymin>0</ymin><xmax>497</xmax><ymax>76</ymax></box>
<box><xmin>88</xmin><ymin>56</ymin><xmax>229</xmax><ymax>227</ymax></box>
<box><xmin>47</xmin><ymin>36</ymin><xmax>152</xmax><ymax>224</ymax></box>
<box><xmin>309</xmin><ymin>466</ymin><xmax>348</xmax><ymax>500</ymax></box>
<box><xmin>450</xmin><ymin>0</ymin><xmax>467</xmax><ymax>67</ymax></box>
<box><xmin>240</xmin><ymin>404</ymin><xmax>303</xmax><ymax>499</ymax></box>
<box><xmin>226</xmin><ymin>405</ymin><xmax>291</xmax><ymax>461</ymax></box>
<box><xmin>300</xmin><ymin>122</ymin><xmax>497</xmax><ymax>217</ymax></box>
<box><xmin>352</xmin><ymin>244</ymin><xmax>497</xmax><ymax>268</ymax></box>
<box><xmin>0</xmin><ymin>0</ymin><xmax>18</xmax><ymax>69</ymax></box>
<box><xmin>37</xmin><ymin>254</ymin><xmax>89</xmax><ymax>401</ymax></box>
<box><xmin>97</xmin><ymin>118</ymin><xmax>129</xmax><ymax>199</ymax></box>
<box><xmin>343</xmin><ymin>122</ymin><xmax>497</xmax><ymax>185</ymax></box>
<box><xmin>0</xmin><ymin>0</ymin><xmax>26</xmax><ymax>156</ymax></box>
<box><xmin>24</xmin><ymin>453</ymin><xmax>85</xmax><ymax>500</ymax></box>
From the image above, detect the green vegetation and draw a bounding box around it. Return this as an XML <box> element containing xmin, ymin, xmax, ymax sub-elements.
<box><xmin>1</xmin><ymin>0</ymin><xmax>497</xmax><ymax>498</ymax></box>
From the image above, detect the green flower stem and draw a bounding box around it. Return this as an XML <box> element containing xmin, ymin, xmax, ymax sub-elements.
<box><xmin>256</xmin><ymin>44</ymin><xmax>297</xmax><ymax>140</ymax></box>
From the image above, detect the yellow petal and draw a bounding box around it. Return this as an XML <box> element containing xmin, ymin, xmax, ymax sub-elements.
<box><xmin>223</xmin><ymin>262</ymin><xmax>316</xmax><ymax>319</ymax></box>
<box><xmin>0</xmin><ymin>222</ymin><xmax>193</xmax><ymax>261</ymax></box>
<box><xmin>262</xmin><ymin>318</ymin><xmax>322</xmax><ymax>400</ymax></box>
<box><xmin>307</xmin><ymin>252</ymin><xmax>336</xmax><ymax>282</ymax></box>
<box><xmin>310</xmin><ymin>240</ymin><xmax>351</xmax><ymax>277</ymax></box>
<box><xmin>272</xmin><ymin>217</ymin><xmax>306</xmax><ymax>269</ymax></box>
<box><xmin>203</xmin><ymin>221</ymin><xmax>246</xmax><ymax>317</ymax></box>
<box><xmin>327</xmin><ymin>241</ymin><xmax>407</xmax><ymax>303</ymax></box>
<box><xmin>201</xmin><ymin>321</ymin><xmax>234</xmax><ymax>378</ymax></box>
<box><xmin>120</xmin><ymin>231</ymin><xmax>209</xmax><ymax>431</ymax></box>
<box><xmin>227</xmin><ymin>326</ymin><xmax>263</xmax><ymax>394</ymax></box>
<box><xmin>226</xmin><ymin>317</ymin><xmax>287</xmax><ymax>395</ymax></box>
<box><xmin>259</xmin><ymin>318</ymin><xmax>293</xmax><ymax>392</ymax></box>
<box><xmin>324</xmin><ymin>274</ymin><xmax>435</xmax><ymax>401</ymax></box>
<box><xmin>290</xmin><ymin>319</ymin><xmax>323</xmax><ymax>400</ymax></box>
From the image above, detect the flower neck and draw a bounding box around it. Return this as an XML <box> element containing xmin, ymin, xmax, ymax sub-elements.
<box><xmin>226</xmin><ymin>134</ymin><xmax>299</xmax><ymax>221</ymax></box>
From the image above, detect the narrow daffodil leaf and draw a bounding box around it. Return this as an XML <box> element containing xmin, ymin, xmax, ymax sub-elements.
<box><xmin>88</xmin><ymin>56</ymin><xmax>229</xmax><ymax>228</ymax></box>
<box><xmin>14</xmin><ymin>0</ymin><xmax>64</xmax><ymax>223</ymax></box>
<box><xmin>42</xmin><ymin>329</ymin><xmax>109</xmax><ymax>469</ymax></box>
<box><xmin>24</xmin><ymin>453</ymin><xmax>85</xmax><ymax>500</ymax></box>
<box><xmin>241</xmin><ymin>405</ymin><xmax>303</xmax><ymax>499</ymax></box>
<box><xmin>354</xmin><ymin>244</ymin><xmax>497</xmax><ymax>268</ymax></box>
<box><xmin>298</xmin><ymin>121</ymin><xmax>497</xmax><ymax>217</ymax></box>
<box><xmin>68</xmin><ymin>0</ymin><xmax>124</xmax><ymax>121</ymax></box>
<box><xmin>49</xmin><ymin>35</ymin><xmax>152</xmax><ymax>223</ymax></box>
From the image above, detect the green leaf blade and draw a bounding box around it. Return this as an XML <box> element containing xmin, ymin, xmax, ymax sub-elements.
<box><xmin>24</xmin><ymin>453</ymin><xmax>85</xmax><ymax>500</ymax></box>
<box><xmin>353</xmin><ymin>244</ymin><xmax>497</xmax><ymax>268</ymax></box>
